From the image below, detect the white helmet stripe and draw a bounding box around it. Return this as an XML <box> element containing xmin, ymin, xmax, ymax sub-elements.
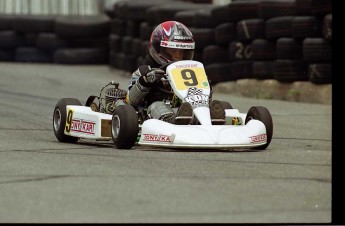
<box><xmin>160</xmin><ymin>41</ymin><xmax>195</xmax><ymax>49</ymax></box>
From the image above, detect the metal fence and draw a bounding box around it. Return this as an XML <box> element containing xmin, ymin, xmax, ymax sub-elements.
<box><xmin>0</xmin><ymin>0</ymin><xmax>112</xmax><ymax>15</ymax></box>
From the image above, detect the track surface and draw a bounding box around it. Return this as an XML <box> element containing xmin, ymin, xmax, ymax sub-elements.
<box><xmin>0</xmin><ymin>62</ymin><xmax>331</xmax><ymax>223</ymax></box>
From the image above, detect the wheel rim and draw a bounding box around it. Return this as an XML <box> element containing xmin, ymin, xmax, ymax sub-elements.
<box><xmin>53</xmin><ymin>109</ymin><xmax>62</xmax><ymax>131</ymax></box>
<box><xmin>112</xmin><ymin>115</ymin><xmax>120</xmax><ymax>139</ymax></box>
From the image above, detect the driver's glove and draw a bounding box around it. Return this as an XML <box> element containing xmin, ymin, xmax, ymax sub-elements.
<box><xmin>138</xmin><ymin>66</ymin><xmax>165</xmax><ymax>87</ymax></box>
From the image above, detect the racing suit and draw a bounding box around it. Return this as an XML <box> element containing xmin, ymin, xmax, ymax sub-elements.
<box><xmin>127</xmin><ymin>54</ymin><xmax>182</xmax><ymax>123</ymax></box>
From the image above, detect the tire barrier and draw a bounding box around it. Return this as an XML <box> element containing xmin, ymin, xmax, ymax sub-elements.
<box><xmin>0</xmin><ymin>0</ymin><xmax>331</xmax><ymax>85</ymax></box>
<box><xmin>12</xmin><ymin>15</ymin><xmax>55</xmax><ymax>33</ymax></box>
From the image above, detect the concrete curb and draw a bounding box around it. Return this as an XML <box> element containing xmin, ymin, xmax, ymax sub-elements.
<box><xmin>213</xmin><ymin>79</ymin><xmax>332</xmax><ymax>105</ymax></box>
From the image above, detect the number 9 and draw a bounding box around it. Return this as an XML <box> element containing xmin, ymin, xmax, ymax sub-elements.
<box><xmin>65</xmin><ymin>110</ymin><xmax>73</xmax><ymax>132</ymax></box>
<box><xmin>181</xmin><ymin>69</ymin><xmax>198</xmax><ymax>86</ymax></box>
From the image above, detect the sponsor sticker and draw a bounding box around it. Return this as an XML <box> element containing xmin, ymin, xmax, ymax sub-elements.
<box><xmin>143</xmin><ymin>134</ymin><xmax>174</xmax><ymax>142</ymax></box>
<box><xmin>249</xmin><ymin>134</ymin><xmax>267</xmax><ymax>143</ymax></box>
<box><xmin>175</xmin><ymin>64</ymin><xmax>198</xmax><ymax>68</ymax></box>
<box><xmin>71</xmin><ymin>118</ymin><xmax>96</xmax><ymax>135</ymax></box>
<box><xmin>160</xmin><ymin>41</ymin><xmax>195</xmax><ymax>49</ymax></box>
<box><xmin>174</xmin><ymin>35</ymin><xmax>193</xmax><ymax>41</ymax></box>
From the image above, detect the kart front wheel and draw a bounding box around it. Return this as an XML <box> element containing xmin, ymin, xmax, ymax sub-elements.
<box><xmin>245</xmin><ymin>106</ymin><xmax>273</xmax><ymax>150</ymax></box>
<box><xmin>53</xmin><ymin>98</ymin><xmax>82</xmax><ymax>143</ymax></box>
<box><xmin>111</xmin><ymin>105</ymin><xmax>139</xmax><ymax>149</ymax></box>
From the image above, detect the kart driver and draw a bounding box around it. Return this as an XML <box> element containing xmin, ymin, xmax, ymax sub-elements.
<box><xmin>127</xmin><ymin>20</ymin><xmax>227</xmax><ymax>125</ymax></box>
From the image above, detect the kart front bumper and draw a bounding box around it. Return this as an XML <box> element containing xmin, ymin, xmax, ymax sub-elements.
<box><xmin>138</xmin><ymin>119</ymin><xmax>267</xmax><ymax>149</ymax></box>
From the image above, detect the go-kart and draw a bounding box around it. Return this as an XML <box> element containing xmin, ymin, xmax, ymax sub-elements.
<box><xmin>53</xmin><ymin>60</ymin><xmax>273</xmax><ymax>150</ymax></box>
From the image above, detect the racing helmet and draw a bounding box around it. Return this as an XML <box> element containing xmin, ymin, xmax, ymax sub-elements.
<box><xmin>149</xmin><ymin>21</ymin><xmax>195</xmax><ymax>65</ymax></box>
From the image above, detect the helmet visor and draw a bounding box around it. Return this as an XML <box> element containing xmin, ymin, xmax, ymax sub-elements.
<box><xmin>160</xmin><ymin>47</ymin><xmax>194</xmax><ymax>61</ymax></box>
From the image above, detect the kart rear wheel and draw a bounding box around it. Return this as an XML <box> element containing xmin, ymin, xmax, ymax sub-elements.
<box><xmin>53</xmin><ymin>98</ymin><xmax>82</xmax><ymax>143</ymax></box>
<box><xmin>245</xmin><ymin>106</ymin><xmax>273</xmax><ymax>150</ymax></box>
<box><xmin>111</xmin><ymin>105</ymin><xmax>139</xmax><ymax>149</ymax></box>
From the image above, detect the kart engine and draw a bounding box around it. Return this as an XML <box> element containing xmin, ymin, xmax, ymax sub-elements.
<box><xmin>104</xmin><ymin>88</ymin><xmax>127</xmax><ymax>114</ymax></box>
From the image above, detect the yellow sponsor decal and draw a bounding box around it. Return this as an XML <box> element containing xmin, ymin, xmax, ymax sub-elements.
<box><xmin>171</xmin><ymin>67</ymin><xmax>209</xmax><ymax>90</ymax></box>
<box><xmin>65</xmin><ymin>108</ymin><xmax>74</xmax><ymax>133</ymax></box>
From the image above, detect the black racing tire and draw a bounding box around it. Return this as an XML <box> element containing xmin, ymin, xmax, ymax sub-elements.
<box><xmin>228</xmin><ymin>41</ymin><xmax>252</xmax><ymax>61</ymax></box>
<box><xmin>126</xmin><ymin>20</ymin><xmax>140</xmax><ymax>37</ymax></box>
<box><xmin>173</xmin><ymin>10</ymin><xmax>197</xmax><ymax>28</ymax></box>
<box><xmin>0</xmin><ymin>14</ymin><xmax>15</xmax><ymax>31</ymax></box>
<box><xmin>109</xmin><ymin>34</ymin><xmax>122</xmax><ymax>53</ymax></box>
<box><xmin>53</xmin><ymin>98</ymin><xmax>82</xmax><ymax>143</ymax></box>
<box><xmin>292</xmin><ymin>16</ymin><xmax>322</xmax><ymax>39</ymax></box>
<box><xmin>219</xmin><ymin>101</ymin><xmax>233</xmax><ymax>109</ymax></box>
<box><xmin>85</xmin><ymin>95</ymin><xmax>98</xmax><ymax>107</ymax></box>
<box><xmin>193</xmin><ymin>8</ymin><xmax>216</xmax><ymax>29</ymax></box>
<box><xmin>265</xmin><ymin>16</ymin><xmax>294</xmax><ymax>40</ymax></box>
<box><xmin>125</xmin><ymin>0</ymin><xmax>167</xmax><ymax>22</ymax></box>
<box><xmin>12</xmin><ymin>15</ymin><xmax>56</xmax><ymax>33</ymax></box>
<box><xmin>15</xmin><ymin>47</ymin><xmax>53</xmax><ymax>63</ymax></box>
<box><xmin>202</xmin><ymin>45</ymin><xmax>229</xmax><ymax>65</ymax></box>
<box><xmin>121</xmin><ymin>36</ymin><xmax>133</xmax><ymax>55</ymax></box>
<box><xmin>252</xmin><ymin>61</ymin><xmax>275</xmax><ymax>80</ymax></box>
<box><xmin>251</xmin><ymin>39</ymin><xmax>276</xmax><ymax>60</ymax></box>
<box><xmin>0</xmin><ymin>31</ymin><xmax>26</xmax><ymax>49</ymax></box>
<box><xmin>0</xmin><ymin>49</ymin><xmax>14</xmax><ymax>61</ymax></box>
<box><xmin>36</xmin><ymin>32</ymin><xmax>71</xmax><ymax>51</ymax></box>
<box><xmin>228</xmin><ymin>1</ymin><xmax>259</xmax><ymax>21</ymax></box>
<box><xmin>140</xmin><ymin>40</ymin><xmax>150</xmax><ymax>57</ymax></box>
<box><xmin>276</xmin><ymin>37</ymin><xmax>303</xmax><ymax>60</ymax></box>
<box><xmin>231</xmin><ymin>60</ymin><xmax>253</xmax><ymax>80</ymax></box>
<box><xmin>322</xmin><ymin>14</ymin><xmax>332</xmax><ymax>41</ymax></box>
<box><xmin>110</xmin><ymin>18</ymin><xmax>126</xmax><ymax>36</ymax></box>
<box><xmin>111</xmin><ymin>105</ymin><xmax>139</xmax><ymax>149</ymax></box>
<box><xmin>274</xmin><ymin>60</ymin><xmax>308</xmax><ymax>83</ymax></box>
<box><xmin>205</xmin><ymin>63</ymin><xmax>235</xmax><ymax>84</ymax></box>
<box><xmin>139</xmin><ymin>22</ymin><xmax>154</xmax><ymax>41</ymax></box>
<box><xmin>245</xmin><ymin>106</ymin><xmax>273</xmax><ymax>150</ymax></box>
<box><xmin>258</xmin><ymin>0</ymin><xmax>296</xmax><ymax>19</ymax></box>
<box><xmin>53</xmin><ymin>48</ymin><xmax>108</xmax><ymax>65</ymax></box>
<box><xmin>236</xmin><ymin>19</ymin><xmax>265</xmax><ymax>42</ymax></box>
<box><xmin>131</xmin><ymin>38</ymin><xmax>142</xmax><ymax>57</ymax></box>
<box><xmin>308</xmin><ymin>63</ymin><xmax>332</xmax><ymax>84</ymax></box>
<box><xmin>303</xmin><ymin>38</ymin><xmax>332</xmax><ymax>63</ymax></box>
<box><xmin>55</xmin><ymin>15</ymin><xmax>110</xmax><ymax>38</ymax></box>
<box><xmin>189</xmin><ymin>28</ymin><xmax>215</xmax><ymax>50</ymax></box>
<box><xmin>215</xmin><ymin>22</ymin><xmax>236</xmax><ymax>45</ymax></box>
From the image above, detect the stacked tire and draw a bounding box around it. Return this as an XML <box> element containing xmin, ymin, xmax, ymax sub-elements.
<box><xmin>0</xmin><ymin>14</ymin><xmax>110</xmax><ymax>64</ymax></box>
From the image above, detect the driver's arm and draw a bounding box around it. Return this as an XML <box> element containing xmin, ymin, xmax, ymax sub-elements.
<box><xmin>127</xmin><ymin>65</ymin><xmax>165</xmax><ymax>106</ymax></box>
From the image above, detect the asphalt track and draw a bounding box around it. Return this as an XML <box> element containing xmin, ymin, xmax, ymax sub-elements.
<box><xmin>0</xmin><ymin>62</ymin><xmax>332</xmax><ymax>223</ymax></box>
